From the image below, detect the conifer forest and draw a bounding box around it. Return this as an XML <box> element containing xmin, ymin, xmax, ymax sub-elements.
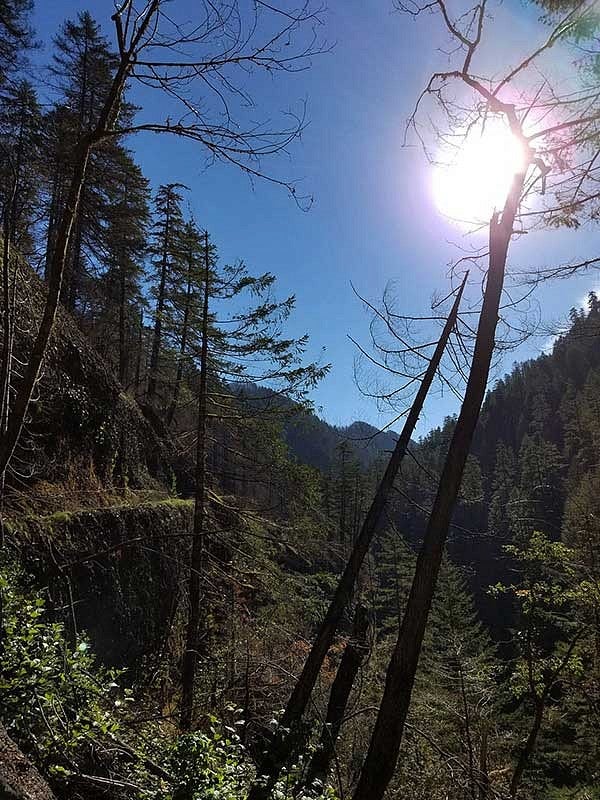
<box><xmin>1</xmin><ymin>1</ymin><xmax>600</xmax><ymax>798</ymax></box>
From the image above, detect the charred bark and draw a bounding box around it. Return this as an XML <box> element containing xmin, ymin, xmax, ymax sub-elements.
<box><xmin>351</xmin><ymin>168</ymin><xmax>526</xmax><ymax>800</ymax></box>
<box><xmin>247</xmin><ymin>273</ymin><xmax>467</xmax><ymax>800</ymax></box>
<box><xmin>180</xmin><ymin>231</ymin><xmax>211</xmax><ymax>731</ymax></box>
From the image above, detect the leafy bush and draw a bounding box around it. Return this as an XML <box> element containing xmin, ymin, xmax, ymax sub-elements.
<box><xmin>0</xmin><ymin>558</ymin><xmax>337</xmax><ymax>800</ymax></box>
<box><xmin>0</xmin><ymin>558</ymin><xmax>124</xmax><ymax>773</ymax></box>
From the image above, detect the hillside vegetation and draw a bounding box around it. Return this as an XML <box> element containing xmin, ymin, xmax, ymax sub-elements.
<box><xmin>1</xmin><ymin>2</ymin><xmax>600</xmax><ymax>800</ymax></box>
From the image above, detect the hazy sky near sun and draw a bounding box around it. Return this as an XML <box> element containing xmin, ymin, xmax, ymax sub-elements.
<box><xmin>32</xmin><ymin>1</ymin><xmax>600</xmax><ymax>436</ymax></box>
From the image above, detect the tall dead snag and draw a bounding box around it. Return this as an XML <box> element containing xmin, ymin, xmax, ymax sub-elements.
<box><xmin>351</xmin><ymin>163</ymin><xmax>530</xmax><ymax>800</ymax></box>
<box><xmin>0</xmin><ymin>186</ymin><xmax>16</xmax><ymax>539</ymax></box>
<box><xmin>180</xmin><ymin>231</ymin><xmax>211</xmax><ymax>732</ymax></box>
<box><xmin>296</xmin><ymin>603</ymin><xmax>371</xmax><ymax>796</ymax></box>
<box><xmin>247</xmin><ymin>274</ymin><xmax>467</xmax><ymax>800</ymax></box>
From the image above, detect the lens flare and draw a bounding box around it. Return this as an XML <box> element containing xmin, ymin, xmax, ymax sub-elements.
<box><xmin>432</xmin><ymin>118</ymin><xmax>527</xmax><ymax>224</ymax></box>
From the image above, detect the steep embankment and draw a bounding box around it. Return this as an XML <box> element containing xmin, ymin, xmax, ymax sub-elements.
<box><xmin>6</xmin><ymin>499</ymin><xmax>193</xmax><ymax>671</ymax></box>
<box><xmin>6</xmin><ymin>264</ymin><xmax>188</xmax><ymax>507</ymax></box>
<box><xmin>396</xmin><ymin>299</ymin><xmax>600</xmax><ymax>632</ymax></box>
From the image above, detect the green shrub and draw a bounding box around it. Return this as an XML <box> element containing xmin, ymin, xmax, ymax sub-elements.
<box><xmin>0</xmin><ymin>558</ymin><xmax>124</xmax><ymax>774</ymax></box>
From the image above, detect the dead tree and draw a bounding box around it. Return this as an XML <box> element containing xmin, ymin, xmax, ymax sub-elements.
<box><xmin>296</xmin><ymin>603</ymin><xmax>371</xmax><ymax>796</ymax></box>
<box><xmin>180</xmin><ymin>231</ymin><xmax>211</xmax><ymax>731</ymax></box>
<box><xmin>246</xmin><ymin>273</ymin><xmax>467</xmax><ymax>800</ymax></box>
<box><xmin>347</xmin><ymin>0</ymin><xmax>600</xmax><ymax>793</ymax></box>
<box><xmin>352</xmin><ymin>167</ymin><xmax>528</xmax><ymax>800</ymax></box>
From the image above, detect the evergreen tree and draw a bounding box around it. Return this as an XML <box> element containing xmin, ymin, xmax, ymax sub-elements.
<box><xmin>147</xmin><ymin>183</ymin><xmax>187</xmax><ymax>403</ymax></box>
<box><xmin>166</xmin><ymin>218</ymin><xmax>206</xmax><ymax>427</ymax></box>
<box><xmin>0</xmin><ymin>0</ymin><xmax>34</xmax><ymax>84</ymax></box>
<box><xmin>100</xmin><ymin>149</ymin><xmax>150</xmax><ymax>386</ymax></box>
<box><xmin>493</xmin><ymin>531</ymin><xmax>586</xmax><ymax>799</ymax></box>
<box><xmin>180</xmin><ymin>231</ymin><xmax>329</xmax><ymax>730</ymax></box>
<box><xmin>488</xmin><ymin>441</ymin><xmax>517</xmax><ymax>542</ymax></box>
<box><xmin>0</xmin><ymin>78</ymin><xmax>41</xmax><ymax>255</ymax></box>
<box><xmin>516</xmin><ymin>435</ymin><xmax>564</xmax><ymax>540</ymax></box>
<box><xmin>410</xmin><ymin>564</ymin><xmax>497</xmax><ymax>800</ymax></box>
<box><xmin>45</xmin><ymin>12</ymin><xmax>133</xmax><ymax>311</ymax></box>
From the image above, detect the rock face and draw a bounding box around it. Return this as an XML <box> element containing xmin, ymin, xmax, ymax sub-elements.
<box><xmin>5</xmin><ymin>264</ymin><xmax>189</xmax><ymax>496</ymax></box>
<box><xmin>0</xmin><ymin>724</ymin><xmax>56</xmax><ymax>800</ymax></box>
<box><xmin>12</xmin><ymin>499</ymin><xmax>194</xmax><ymax>671</ymax></box>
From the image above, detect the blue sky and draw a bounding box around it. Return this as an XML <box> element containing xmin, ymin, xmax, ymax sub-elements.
<box><xmin>32</xmin><ymin>1</ymin><xmax>600</xmax><ymax>436</ymax></box>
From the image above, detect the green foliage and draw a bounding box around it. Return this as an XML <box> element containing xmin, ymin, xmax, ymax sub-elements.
<box><xmin>0</xmin><ymin>556</ymin><xmax>338</xmax><ymax>799</ymax></box>
<box><xmin>147</xmin><ymin>726</ymin><xmax>252</xmax><ymax>800</ymax></box>
<box><xmin>0</xmin><ymin>557</ymin><xmax>124</xmax><ymax>770</ymax></box>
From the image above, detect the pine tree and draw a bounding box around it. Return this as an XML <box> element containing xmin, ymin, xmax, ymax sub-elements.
<box><xmin>100</xmin><ymin>149</ymin><xmax>150</xmax><ymax>386</ymax></box>
<box><xmin>166</xmin><ymin>218</ymin><xmax>207</xmax><ymax>427</ymax></box>
<box><xmin>516</xmin><ymin>435</ymin><xmax>564</xmax><ymax>541</ymax></box>
<box><xmin>0</xmin><ymin>79</ymin><xmax>41</xmax><ymax>255</ymax></box>
<box><xmin>180</xmin><ymin>232</ymin><xmax>329</xmax><ymax>730</ymax></box>
<box><xmin>0</xmin><ymin>0</ymin><xmax>34</xmax><ymax>84</ymax></box>
<box><xmin>494</xmin><ymin>531</ymin><xmax>585</xmax><ymax>799</ymax></box>
<box><xmin>488</xmin><ymin>441</ymin><xmax>516</xmax><ymax>542</ymax></box>
<box><xmin>418</xmin><ymin>564</ymin><xmax>497</xmax><ymax>800</ymax></box>
<box><xmin>45</xmin><ymin>12</ymin><xmax>133</xmax><ymax>312</ymax></box>
<box><xmin>146</xmin><ymin>183</ymin><xmax>187</xmax><ymax>404</ymax></box>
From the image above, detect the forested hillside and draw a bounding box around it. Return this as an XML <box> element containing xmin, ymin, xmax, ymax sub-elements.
<box><xmin>1</xmin><ymin>2</ymin><xmax>599</xmax><ymax>800</ymax></box>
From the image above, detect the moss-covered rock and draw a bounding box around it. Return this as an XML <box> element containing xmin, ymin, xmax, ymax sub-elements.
<box><xmin>9</xmin><ymin>500</ymin><xmax>194</xmax><ymax>673</ymax></box>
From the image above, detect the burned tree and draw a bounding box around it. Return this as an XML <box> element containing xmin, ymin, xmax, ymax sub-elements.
<box><xmin>351</xmin><ymin>0</ymin><xmax>600</xmax><ymax>796</ymax></box>
<box><xmin>247</xmin><ymin>273</ymin><xmax>467</xmax><ymax>800</ymax></box>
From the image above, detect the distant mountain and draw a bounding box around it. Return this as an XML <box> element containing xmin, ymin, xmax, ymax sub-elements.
<box><xmin>231</xmin><ymin>381</ymin><xmax>400</xmax><ymax>472</ymax></box>
<box><xmin>284</xmin><ymin>413</ymin><xmax>398</xmax><ymax>471</ymax></box>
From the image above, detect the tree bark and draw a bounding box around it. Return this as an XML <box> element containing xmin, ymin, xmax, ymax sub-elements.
<box><xmin>478</xmin><ymin>724</ymin><xmax>490</xmax><ymax>800</ymax></box>
<box><xmin>147</xmin><ymin>199</ymin><xmax>171</xmax><ymax>402</ymax></box>
<box><xmin>247</xmin><ymin>273</ymin><xmax>467</xmax><ymax>800</ymax></box>
<box><xmin>167</xmin><ymin>243</ymin><xmax>194</xmax><ymax>427</ymax></box>
<box><xmin>180</xmin><ymin>230</ymin><xmax>211</xmax><ymax>731</ymax></box>
<box><xmin>509</xmin><ymin>699</ymin><xmax>544</xmax><ymax>800</ymax></box>
<box><xmin>0</xmin><ymin>723</ymin><xmax>56</xmax><ymax>800</ymax></box>
<box><xmin>297</xmin><ymin>604</ymin><xmax>371</xmax><ymax>795</ymax></box>
<box><xmin>118</xmin><ymin>259</ymin><xmax>127</xmax><ymax>385</ymax></box>
<box><xmin>351</xmin><ymin>168</ymin><xmax>526</xmax><ymax>800</ymax></box>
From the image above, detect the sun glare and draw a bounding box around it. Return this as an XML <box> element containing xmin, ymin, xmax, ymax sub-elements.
<box><xmin>432</xmin><ymin>118</ymin><xmax>527</xmax><ymax>225</ymax></box>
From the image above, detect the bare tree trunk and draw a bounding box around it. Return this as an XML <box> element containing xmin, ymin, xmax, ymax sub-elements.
<box><xmin>0</xmin><ymin>193</ymin><xmax>15</xmax><ymax>546</ymax></box>
<box><xmin>455</xmin><ymin>649</ymin><xmax>476</xmax><ymax>800</ymax></box>
<box><xmin>147</xmin><ymin>204</ymin><xmax>171</xmax><ymax>402</ymax></box>
<box><xmin>67</xmin><ymin>202</ymin><xmax>84</xmax><ymax>312</ymax></box>
<box><xmin>44</xmin><ymin>167</ymin><xmax>62</xmax><ymax>281</ymax></box>
<box><xmin>351</xmin><ymin>169</ymin><xmax>526</xmax><ymax>800</ymax></box>
<box><xmin>134</xmin><ymin>307</ymin><xmax>144</xmax><ymax>396</ymax></box>
<box><xmin>478</xmin><ymin>724</ymin><xmax>490</xmax><ymax>800</ymax></box>
<box><xmin>118</xmin><ymin>263</ymin><xmax>127</xmax><ymax>385</ymax></box>
<box><xmin>247</xmin><ymin>274</ymin><xmax>467</xmax><ymax>800</ymax></box>
<box><xmin>509</xmin><ymin>699</ymin><xmax>544</xmax><ymax>800</ymax></box>
<box><xmin>167</xmin><ymin>245</ymin><xmax>193</xmax><ymax>427</ymax></box>
<box><xmin>297</xmin><ymin>604</ymin><xmax>371</xmax><ymax>796</ymax></box>
<box><xmin>180</xmin><ymin>231</ymin><xmax>211</xmax><ymax>731</ymax></box>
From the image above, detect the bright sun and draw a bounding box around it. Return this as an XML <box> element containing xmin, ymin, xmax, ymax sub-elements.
<box><xmin>432</xmin><ymin>117</ymin><xmax>527</xmax><ymax>225</ymax></box>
